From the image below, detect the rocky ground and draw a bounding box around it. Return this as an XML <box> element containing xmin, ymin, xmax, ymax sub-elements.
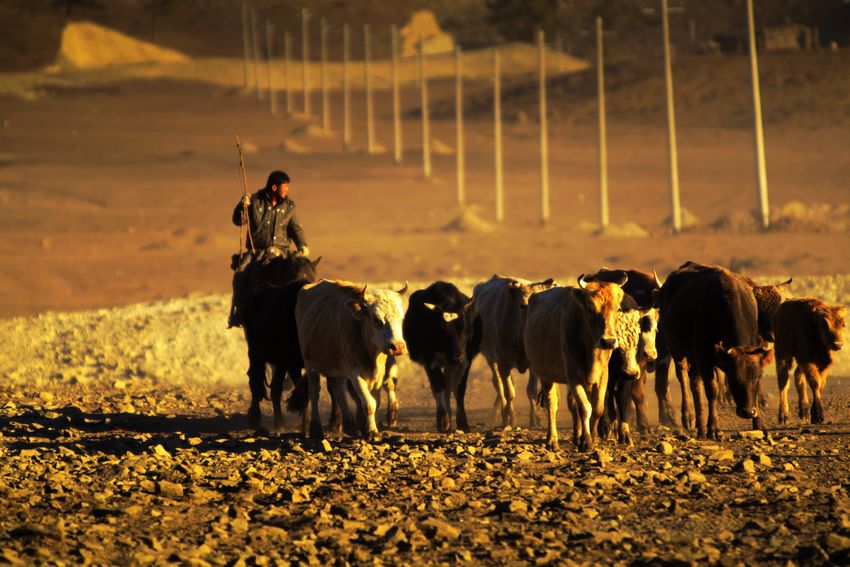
<box><xmin>1</xmin><ymin>275</ymin><xmax>849</xmax><ymax>565</ymax></box>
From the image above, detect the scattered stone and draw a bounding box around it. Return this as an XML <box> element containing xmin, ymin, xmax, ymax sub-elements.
<box><xmin>738</xmin><ymin>430</ymin><xmax>765</xmax><ymax>440</ymax></box>
<box><xmin>494</xmin><ymin>500</ymin><xmax>528</xmax><ymax>514</ymax></box>
<box><xmin>594</xmin><ymin>449</ymin><xmax>613</xmax><ymax>465</ymax></box>
<box><xmin>321</xmin><ymin>439</ymin><xmax>333</xmax><ymax>453</ymax></box>
<box><xmin>440</xmin><ymin>477</ymin><xmax>456</xmax><ymax>490</ymax></box>
<box><xmin>657</xmin><ymin>441</ymin><xmax>674</xmax><ymax>455</ymax></box>
<box><xmin>157</xmin><ymin>481</ymin><xmax>184</xmax><ymax>499</ymax></box>
<box><xmin>757</xmin><ymin>453</ymin><xmax>773</xmax><ymax>467</ymax></box>
<box><xmin>739</xmin><ymin>459</ymin><xmax>756</xmax><ymax>474</ymax></box>
<box><xmin>709</xmin><ymin>450</ymin><xmax>735</xmax><ymax>462</ymax></box>
<box><xmin>421</xmin><ymin>517</ymin><xmax>460</xmax><ymax>541</ymax></box>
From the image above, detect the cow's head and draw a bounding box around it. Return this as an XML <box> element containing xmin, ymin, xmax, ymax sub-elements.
<box><xmin>614</xmin><ymin>309</ymin><xmax>642</xmax><ymax>378</ymax></box>
<box><xmin>576</xmin><ymin>273</ymin><xmax>628</xmax><ymax>350</ymax></box>
<box><xmin>752</xmin><ymin>278</ymin><xmax>792</xmax><ymax>342</ymax></box>
<box><xmin>714</xmin><ymin>342</ymin><xmax>773</xmax><ymax>419</ymax></box>
<box><xmin>638</xmin><ymin>308</ymin><xmax>660</xmax><ymax>372</ymax></box>
<box><xmin>820</xmin><ymin>304</ymin><xmax>846</xmax><ymax>351</ymax></box>
<box><xmin>348</xmin><ymin>282</ymin><xmax>409</xmax><ymax>356</ymax></box>
<box><xmin>510</xmin><ymin>278</ymin><xmax>556</xmax><ymax>309</ymax></box>
<box><xmin>421</xmin><ymin>298</ymin><xmax>476</xmax><ymax>364</ymax></box>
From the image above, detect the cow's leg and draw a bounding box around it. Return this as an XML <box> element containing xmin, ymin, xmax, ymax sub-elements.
<box><xmin>654</xmin><ymin>355</ymin><xmax>677</xmax><ymax>428</ymax></box>
<box><xmin>326</xmin><ymin>378</ymin><xmax>343</xmax><ymax>434</ymax></box>
<box><xmin>270</xmin><ymin>365</ymin><xmax>287</xmax><ymax>432</ymax></box>
<box><xmin>328</xmin><ymin>377</ymin><xmax>357</xmax><ymax>435</ymax></box>
<box><xmin>805</xmin><ymin>364</ymin><xmax>826</xmax><ymax>424</ymax></box>
<box><xmin>700</xmin><ymin>361</ymin><xmax>722</xmax><ymax>441</ymax></box>
<box><xmin>588</xmin><ymin>370</ymin><xmax>610</xmax><ymax>448</ymax></box>
<box><xmin>488</xmin><ymin>359</ymin><xmax>506</xmax><ymax>425</ymax></box>
<box><xmin>425</xmin><ymin>365</ymin><xmax>450</xmax><ymax>433</ymax></box>
<box><xmin>633</xmin><ymin>369</ymin><xmax>650</xmax><ymax>434</ymax></box>
<box><xmin>498</xmin><ymin>363</ymin><xmax>517</xmax><ymax>427</ymax></box>
<box><xmin>307</xmin><ymin>371</ymin><xmax>323</xmax><ymax>439</ymax></box>
<box><xmin>568</xmin><ymin>389</ymin><xmax>581</xmax><ymax>447</ymax></box>
<box><xmin>351</xmin><ymin>376</ymin><xmax>380</xmax><ymax>441</ymax></box>
<box><xmin>573</xmin><ymin>384</ymin><xmax>594</xmax><ymax>452</ymax></box>
<box><xmin>598</xmin><ymin>376</ymin><xmax>616</xmax><ymax>441</ymax></box>
<box><xmin>776</xmin><ymin>356</ymin><xmax>792</xmax><ymax>425</ymax></box>
<box><xmin>689</xmin><ymin>364</ymin><xmax>706</xmax><ymax>439</ymax></box>
<box><xmin>527</xmin><ymin>371</ymin><xmax>539</xmax><ymax>428</ymax></box>
<box><xmin>794</xmin><ymin>365</ymin><xmax>809</xmax><ymax>421</ymax></box>
<box><xmin>675</xmin><ymin>358</ymin><xmax>696</xmax><ymax>432</ymax></box>
<box><xmin>455</xmin><ymin>362</ymin><xmax>471</xmax><ymax>433</ymax></box>
<box><xmin>616</xmin><ymin>378</ymin><xmax>634</xmax><ymax>446</ymax></box>
<box><xmin>384</xmin><ymin>368</ymin><xmax>399</xmax><ymax>428</ymax></box>
<box><xmin>541</xmin><ymin>381</ymin><xmax>559</xmax><ymax>451</ymax></box>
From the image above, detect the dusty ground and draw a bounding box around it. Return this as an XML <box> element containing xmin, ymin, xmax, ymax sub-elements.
<box><xmin>1</xmin><ymin>46</ymin><xmax>849</xmax><ymax>564</ymax></box>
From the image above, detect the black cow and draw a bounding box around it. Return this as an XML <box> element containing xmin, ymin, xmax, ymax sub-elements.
<box><xmin>657</xmin><ymin>263</ymin><xmax>772</xmax><ymax>439</ymax></box>
<box><xmin>403</xmin><ymin>281</ymin><xmax>482</xmax><ymax>432</ymax></box>
<box><xmin>242</xmin><ymin>254</ymin><xmax>320</xmax><ymax>430</ymax></box>
<box><xmin>655</xmin><ymin>262</ymin><xmax>789</xmax><ymax>429</ymax></box>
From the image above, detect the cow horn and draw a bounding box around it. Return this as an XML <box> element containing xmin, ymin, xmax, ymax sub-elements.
<box><xmin>776</xmin><ymin>278</ymin><xmax>792</xmax><ymax>289</ymax></box>
<box><xmin>312</xmin><ymin>256</ymin><xmax>322</xmax><ymax>267</ymax></box>
<box><xmin>359</xmin><ymin>285</ymin><xmax>368</xmax><ymax>297</ymax></box>
<box><xmin>577</xmin><ymin>274</ymin><xmax>588</xmax><ymax>289</ymax></box>
<box><xmin>397</xmin><ymin>281</ymin><xmax>409</xmax><ymax>295</ymax></box>
<box><xmin>423</xmin><ymin>302</ymin><xmax>438</xmax><ymax>311</ymax></box>
<box><xmin>653</xmin><ymin>269</ymin><xmax>662</xmax><ymax>288</ymax></box>
<box><xmin>539</xmin><ymin>277</ymin><xmax>555</xmax><ymax>287</ymax></box>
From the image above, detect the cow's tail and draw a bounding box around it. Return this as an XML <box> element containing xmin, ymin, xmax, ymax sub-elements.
<box><xmin>286</xmin><ymin>372</ymin><xmax>309</xmax><ymax>415</ymax></box>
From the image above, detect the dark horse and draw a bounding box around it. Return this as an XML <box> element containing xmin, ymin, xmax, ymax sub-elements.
<box><xmin>239</xmin><ymin>252</ymin><xmax>320</xmax><ymax>430</ymax></box>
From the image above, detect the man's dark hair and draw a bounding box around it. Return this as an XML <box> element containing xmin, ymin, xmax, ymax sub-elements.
<box><xmin>266</xmin><ymin>170</ymin><xmax>290</xmax><ymax>189</ymax></box>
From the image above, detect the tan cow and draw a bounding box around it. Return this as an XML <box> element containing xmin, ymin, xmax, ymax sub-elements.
<box><xmin>524</xmin><ymin>275</ymin><xmax>627</xmax><ymax>451</ymax></box>
<box><xmin>775</xmin><ymin>298</ymin><xmax>846</xmax><ymax>425</ymax></box>
<box><xmin>294</xmin><ymin>279</ymin><xmax>408</xmax><ymax>440</ymax></box>
<box><xmin>473</xmin><ymin>275</ymin><xmax>556</xmax><ymax>428</ymax></box>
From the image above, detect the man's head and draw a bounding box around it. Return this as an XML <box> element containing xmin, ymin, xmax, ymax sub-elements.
<box><xmin>266</xmin><ymin>170</ymin><xmax>290</xmax><ymax>199</ymax></box>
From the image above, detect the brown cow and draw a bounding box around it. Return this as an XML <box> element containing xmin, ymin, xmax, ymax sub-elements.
<box><xmin>775</xmin><ymin>298</ymin><xmax>846</xmax><ymax>425</ymax></box>
<box><xmin>524</xmin><ymin>274</ymin><xmax>627</xmax><ymax>451</ymax></box>
<box><xmin>293</xmin><ymin>279</ymin><xmax>408</xmax><ymax>440</ymax></box>
<box><xmin>473</xmin><ymin>275</ymin><xmax>556</xmax><ymax>428</ymax></box>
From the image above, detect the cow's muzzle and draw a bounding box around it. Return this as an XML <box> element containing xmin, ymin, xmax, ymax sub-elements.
<box><xmin>831</xmin><ymin>341</ymin><xmax>843</xmax><ymax>351</ymax></box>
<box><xmin>736</xmin><ymin>406</ymin><xmax>759</xmax><ymax>419</ymax></box>
<box><xmin>386</xmin><ymin>341</ymin><xmax>407</xmax><ymax>356</ymax></box>
<box><xmin>598</xmin><ymin>337</ymin><xmax>618</xmax><ymax>350</ymax></box>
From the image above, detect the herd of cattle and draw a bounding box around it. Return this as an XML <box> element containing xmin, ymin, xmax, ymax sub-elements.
<box><xmin>235</xmin><ymin>255</ymin><xmax>846</xmax><ymax>451</ymax></box>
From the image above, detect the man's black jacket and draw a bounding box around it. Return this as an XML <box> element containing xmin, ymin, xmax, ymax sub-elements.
<box><xmin>232</xmin><ymin>189</ymin><xmax>307</xmax><ymax>251</ymax></box>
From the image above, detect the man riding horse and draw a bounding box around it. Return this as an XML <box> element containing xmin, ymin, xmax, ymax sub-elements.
<box><xmin>229</xmin><ymin>170</ymin><xmax>310</xmax><ymax>328</ymax></box>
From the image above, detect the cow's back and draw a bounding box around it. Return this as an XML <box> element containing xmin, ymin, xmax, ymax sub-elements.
<box><xmin>474</xmin><ymin>276</ymin><xmax>527</xmax><ymax>369</ymax></box>
<box><xmin>661</xmin><ymin>268</ymin><xmax>759</xmax><ymax>356</ymax></box>
<box><xmin>524</xmin><ymin>287</ymin><xmax>573</xmax><ymax>383</ymax></box>
<box><xmin>296</xmin><ymin>280</ymin><xmax>371</xmax><ymax>376</ymax></box>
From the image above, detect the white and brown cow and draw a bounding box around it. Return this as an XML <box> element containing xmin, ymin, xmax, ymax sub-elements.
<box><xmin>473</xmin><ymin>275</ymin><xmax>556</xmax><ymax>428</ymax></box>
<box><xmin>293</xmin><ymin>279</ymin><xmax>408</xmax><ymax>440</ymax></box>
<box><xmin>524</xmin><ymin>274</ymin><xmax>627</xmax><ymax>451</ymax></box>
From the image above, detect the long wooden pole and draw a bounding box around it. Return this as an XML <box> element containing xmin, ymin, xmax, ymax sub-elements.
<box><xmin>596</xmin><ymin>17</ymin><xmax>609</xmax><ymax>228</ymax></box>
<box><xmin>235</xmin><ymin>135</ymin><xmax>255</xmax><ymax>254</ymax></box>
<box><xmin>420</xmin><ymin>36</ymin><xmax>431</xmax><ymax>178</ymax></box>
<box><xmin>538</xmin><ymin>29</ymin><xmax>550</xmax><ymax>225</ymax></box>
<box><xmin>747</xmin><ymin>0</ymin><xmax>770</xmax><ymax>229</ymax></box>
<box><xmin>343</xmin><ymin>23</ymin><xmax>351</xmax><ymax>151</ymax></box>
<box><xmin>251</xmin><ymin>9</ymin><xmax>262</xmax><ymax>100</ymax></box>
<box><xmin>266</xmin><ymin>19</ymin><xmax>277</xmax><ymax>115</ymax></box>
<box><xmin>241</xmin><ymin>3</ymin><xmax>251</xmax><ymax>90</ymax></box>
<box><xmin>365</xmin><ymin>24</ymin><xmax>375</xmax><ymax>154</ymax></box>
<box><xmin>321</xmin><ymin>17</ymin><xmax>329</xmax><ymax>131</ymax></box>
<box><xmin>284</xmin><ymin>30</ymin><xmax>292</xmax><ymax>115</ymax></box>
<box><xmin>455</xmin><ymin>45</ymin><xmax>465</xmax><ymax>207</ymax></box>
<box><xmin>392</xmin><ymin>25</ymin><xmax>402</xmax><ymax>165</ymax></box>
<box><xmin>302</xmin><ymin>8</ymin><xmax>310</xmax><ymax>115</ymax></box>
<box><xmin>662</xmin><ymin>0</ymin><xmax>682</xmax><ymax>233</ymax></box>
<box><xmin>494</xmin><ymin>48</ymin><xmax>504</xmax><ymax>223</ymax></box>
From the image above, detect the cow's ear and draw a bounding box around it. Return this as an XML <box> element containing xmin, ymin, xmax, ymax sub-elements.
<box><xmin>346</xmin><ymin>299</ymin><xmax>368</xmax><ymax>317</ymax></box>
<box><xmin>538</xmin><ymin>277</ymin><xmax>555</xmax><ymax>287</ymax></box>
<box><xmin>423</xmin><ymin>302</ymin><xmax>438</xmax><ymax>311</ymax></box>
<box><xmin>714</xmin><ymin>342</ymin><xmax>731</xmax><ymax>367</ymax></box>
<box><xmin>834</xmin><ymin>306</ymin><xmax>847</xmax><ymax>322</ymax></box>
